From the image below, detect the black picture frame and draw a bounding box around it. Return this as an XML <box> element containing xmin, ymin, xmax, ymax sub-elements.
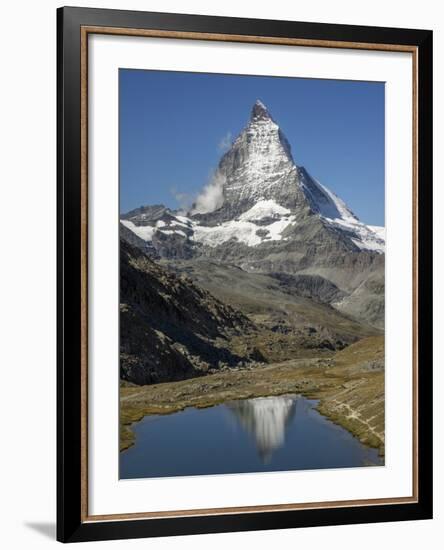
<box><xmin>57</xmin><ymin>6</ymin><xmax>433</xmax><ymax>543</ymax></box>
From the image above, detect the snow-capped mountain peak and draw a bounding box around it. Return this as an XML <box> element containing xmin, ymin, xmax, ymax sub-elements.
<box><xmin>121</xmin><ymin>101</ymin><xmax>385</xmax><ymax>258</ymax></box>
<box><xmin>298</xmin><ymin>167</ymin><xmax>358</xmax><ymax>222</ymax></box>
<box><xmin>204</xmin><ymin>100</ymin><xmax>301</xmax><ymax>221</ymax></box>
<box><xmin>251</xmin><ymin>99</ymin><xmax>273</xmax><ymax>121</ymax></box>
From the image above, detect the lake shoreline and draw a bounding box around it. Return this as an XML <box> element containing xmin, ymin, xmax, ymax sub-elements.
<box><xmin>120</xmin><ymin>336</ymin><xmax>385</xmax><ymax>457</ymax></box>
<box><xmin>120</xmin><ymin>394</ymin><xmax>382</xmax><ymax>478</ymax></box>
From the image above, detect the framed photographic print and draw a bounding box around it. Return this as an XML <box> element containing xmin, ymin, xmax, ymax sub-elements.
<box><xmin>57</xmin><ymin>6</ymin><xmax>433</xmax><ymax>543</ymax></box>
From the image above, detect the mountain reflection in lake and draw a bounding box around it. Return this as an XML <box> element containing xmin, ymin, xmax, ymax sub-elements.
<box><xmin>120</xmin><ymin>395</ymin><xmax>383</xmax><ymax>480</ymax></box>
<box><xmin>227</xmin><ymin>396</ymin><xmax>296</xmax><ymax>463</ymax></box>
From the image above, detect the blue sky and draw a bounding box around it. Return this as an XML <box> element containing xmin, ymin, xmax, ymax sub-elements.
<box><xmin>120</xmin><ymin>69</ymin><xmax>385</xmax><ymax>226</ymax></box>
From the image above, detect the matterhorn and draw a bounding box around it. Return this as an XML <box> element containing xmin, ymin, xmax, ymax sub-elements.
<box><xmin>121</xmin><ymin>100</ymin><xmax>385</xmax><ymax>327</ymax></box>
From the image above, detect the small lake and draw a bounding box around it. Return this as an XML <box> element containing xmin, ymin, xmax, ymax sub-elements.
<box><xmin>120</xmin><ymin>395</ymin><xmax>383</xmax><ymax>479</ymax></box>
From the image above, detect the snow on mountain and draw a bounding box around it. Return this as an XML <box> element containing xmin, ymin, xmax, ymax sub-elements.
<box><xmin>297</xmin><ymin>166</ymin><xmax>385</xmax><ymax>253</ymax></box>
<box><xmin>238</xmin><ymin>199</ymin><xmax>291</xmax><ymax>221</ymax></box>
<box><xmin>122</xmin><ymin>199</ymin><xmax>296</xmax><ymax>248</ymax></box>
<box><xmin>298</xmin><ymin>166</ymin><xmax>358</xmax><ymax>222</ymax></box>
<box><xmin>321</xmin><ymin>211</ymin><xmax>385</xmax><ymax>253</ymax></box>
<box><xmin>193</xmin><ymin>210</ymin><xmax>297</xmax><ymax>248</ymax></box>
<box><xmin>368</xmin><ymin>225</ymin><xmax>385</xmax><ymax>240</ymax></box>
<box><xmin>191</xmin><ymin>199</ymin><xmax>296</xmax><ymax>248</ymax></box>
<box><xmin>198</xmin><ymin>100</ymin><xmax>308</xmax><ymax>223</ymax></box>
<box><xmin>119</xmin><ymin>101</ymin><xmax>386</xmax><ymax>327</ymax></box>
<box><xmin>121</xmin><ymin>100</ymin><xmax>384</xmax><ymax>254</ymax></box>
<box><xmin>222</xmin><ymin>105</ymin><xmax>296</xmax><ymax>204</ymax></box>
<box><xmin>120</xmin><ymin>219</ymin><xmax>157</xmax><ymax>241</ymax></box>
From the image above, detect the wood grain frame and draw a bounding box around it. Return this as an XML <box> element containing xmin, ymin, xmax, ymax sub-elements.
<box><xmin>57</xmin><ymin>6</ymin><xmax>433</xmax><ymax>542</ymax></box>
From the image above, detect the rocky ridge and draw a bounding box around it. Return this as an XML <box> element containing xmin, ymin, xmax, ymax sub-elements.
<box><xmin>120</xmin><ymin>239</ymin><xmax>262</xmax><ymax>385</ymax></box>
<box><xmin>121</xmin><ymin>100</ymin><xmax>385</xmax><ymax>327</ymax></box>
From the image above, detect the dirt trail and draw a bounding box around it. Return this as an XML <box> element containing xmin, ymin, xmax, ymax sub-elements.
<box><xmin>120</xmin><ymin>337</ymin><xmax>385</xmax><ymax>454</ymax></box>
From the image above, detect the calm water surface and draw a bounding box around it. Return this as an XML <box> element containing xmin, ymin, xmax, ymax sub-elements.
<box><xmin>120</xmin><ymin>395</ymin><xmax>383</xmax><ymax>479</ymax></box>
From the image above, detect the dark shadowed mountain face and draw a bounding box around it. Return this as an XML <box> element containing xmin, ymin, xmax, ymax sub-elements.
<box><xmin>120</xmin><ymin>239</ymin><xmax>262</xmax><ymax>385</ymax></box>
<box><xmin>120</xmin><ymin>239</ymin><xmax>378</xmax><ymax>386</ymax></box>
<box><xmin>121</xmin><ymin>100</ymin><xmax>385</xmax><ymax>328</ymax></box>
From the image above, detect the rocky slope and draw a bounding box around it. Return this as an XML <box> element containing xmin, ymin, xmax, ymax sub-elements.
<box><xmin>121</xmin><ymin>238</ymin><xmax>378</xmax><ymax>385</ymax></box>
<box><xmin>167</xmin><ymin>259</ymin><xmax>378</xmax><ymax>346</ymax></box>
<box><xmin>121</xmin><ymin>100</ymin><xmax>385</xmax><ymax>327</ymax></box>
<box><xmin>120</xmin><ymin>239</ymin><xmax>262</xmax><ymax>385</ymax></box>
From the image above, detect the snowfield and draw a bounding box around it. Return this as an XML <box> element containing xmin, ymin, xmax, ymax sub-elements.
<box><xmin>120</xmin><ymin>219</ymin><xmax>156</xmax><ymax>241</ymax></box>
<box><xmin>368</xmin><ymin>225</ymin><xmax>385</xmax><ymax>240</ymax></box>
<box><xmin>192</xmin><ymin>215</ymin><xmax>296</xmax><ymax>248</ymax></box>
<box><xmin>297</xmin><ymin>168</ymin><xmax>385</xmax><ymax>253</ymax></box>
<box><xmin>121</xmin><ymin>194</ymin><xmax>384</xmax><ymax>252</ymax></box>
<box><xmin>121</xmin><ymin>200</ymin><xmax>300</xmax><ymax>248</ymax></box>
<box><xmin>238</xmin><ymin>199</ymin><xmax>291</xmax><ymax>221</ymax></box>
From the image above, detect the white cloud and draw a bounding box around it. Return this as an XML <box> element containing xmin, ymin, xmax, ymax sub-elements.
<box><xmin>191</xmin><ymin>171</ymin><xmax>226</xmax><ymax>214</ymax></box>
<box><xmin>169</xmin><ymin>132</ymin><xmax>231</xmax><ymax>216</ymax></box>
<box><xmin>170</xmin><ymin>186</ymin><xmax>195</xmax><ymax>213</ymax></box>
<box><xmin>218</xmin><ymin>131</ymin><xmax>232</xmax><ymax>153</ymax></box>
